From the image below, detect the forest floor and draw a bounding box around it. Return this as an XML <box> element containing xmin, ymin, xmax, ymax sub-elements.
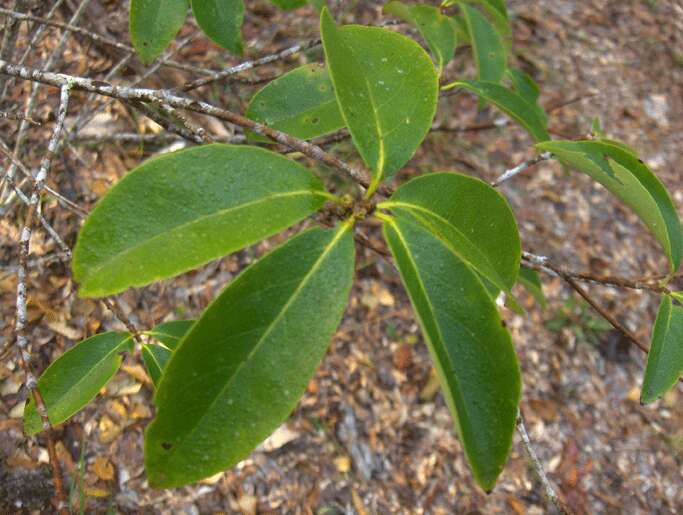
<box><xmin>1</xmin><ymin>0</ymin><xmax>682</xmax><ymax>513</ymax></box>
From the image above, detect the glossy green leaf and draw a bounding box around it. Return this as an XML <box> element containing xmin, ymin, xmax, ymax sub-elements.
<box><xmin>383</xmin><ymin>2</ymin><xmax>458</xmax><ymax>73</ymax></box>
<box><xmin>320</xmin><ymin>8</ymin><xmax>439</xmax><ymax>190</ymax></box>
<box><xmin>460</xmin><ymin>3</ymin><xmax>506</xmax><ymax>84</ymax></box>
<box><xmin>190</xmin><ymin>0</ymin><xmax>243</xmax><ymax>54</ymax></box>
<box><xmin>245</xmin><ymin>64</ymin><xmax>344</xmax><ymax>141</ymax></box>
<box><xmin>24</xmin><ymin>332</ymin><xmax>133</xmax><ymax>435</ymax></box>
<box><xmin>73</xmin><ymin>144</ymin><xmax>331</xmax><ymax>297</ymax></box>
<box><xmin>271</xmin><ymin>0</ymin><xmax>306</xmax><ymax>8</ymax></box>
<box><xmin>142</xmin><ymin>344</ymin><xmax>173</xmax><ymax>387</ymax></box>
<box><xmin>462</xmin><ymin>0</ymin><xmax>511</xmax><ymax>45</ymax></box>
<box><xmin>379</xmin><ymin>172</ymin><xmax>520</xmax><ymax>294</ymax></box>
<box><xmin>444</xmin><ymin>0</ymin><xmax>510</xmax><ymax>38</ymax></box>
<box><xmin>641</xmin><ymin>296</ymin><xmax>683</xmax><ymax>403</ymax></box>
<box><xmin>450</xmin><ymin>14</ymin><xmax>470</xmax><ymax>44</ymax></box>
<box><xmin>144</xmin><ymin>224</ymin><xmax>355</xmax><ymax>487</ymax></box>
<box><xmin>448</xmin><ymin>80</ymin><xmax>550</xmax><ymax>141</ymax></box>
<box><xmin>518</xmin><ymin>266</ymin><xmax>547</xmax><ymax>309</ymax></box>
<box><xmin>536</xmin><ymin>140</ymin><xmax>683</xmax><ymax>272</ymax></box>
<box><xmin>145</xmin><ymin>320</ymin><xmax>195</xmax><ymax>350</ymax></box>
<box><xmin>129</xmin><ymin>0</ymin><xmax>188</xmax><ymax>64</ymax></box>
<box><xmin>505</xmin><ymin>68</ymin><xmax>548</xmax><ymax>126</ymax></box>
<box><xmin>506</xmin><ymin>68</ymin><xmax>540</xmax><ymax>103</ymax></box>
<box><xmin>383</xmin><ymin>216</ymin><xmax>520</xmax><ymax>490</ymax></box>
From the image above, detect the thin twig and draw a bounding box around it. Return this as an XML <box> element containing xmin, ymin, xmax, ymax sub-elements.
<box><xmin>524</xmin><ymin>252</ymin><xmax>653</xmax><ymax>355</ymax></box>
<box><xmin>0</xmin><ymin>109</ymin><xmax>40</xmax><ymax>124</ymax></box>
<box><xmin>70</xmin><ymin>131</ymin><xmax>244</xmax><ymax>146</ymax></box>
<box><xmin>14</xmin><ymin>84</ymin><xmax>71</xmax><ymax>515</ymax></box>
<box><xmin>180</xmin><ymin>38</ymin><xmax>322</xmax><ymax>92</ymax></box>
<box><xmin>517</xmin><ymin>413</ymin><xmax>573</xmax><ymax>515</ymax></box>
<box><xmin>0</xmin><ymin>0</ymin><xmax>65</xmax><ymax>103</ymax></box>
<box><xmin>2</xmin><ymin>0</ymin><xmax>91</xmax><ymax>205</ymax></box>
<box><xmin>492</xmin><ymin>152</ymin><xmax>552</xmax><ymax>187</ymax></box>
<box><xmin>521</xmin><ymin>252</ymin><xmax>669</xmax><ymax>294</ymax></box>
<box><xmin>0</xmin><ymin>60</ymin><xmax>371</xmax><ymax>190</ymax></box>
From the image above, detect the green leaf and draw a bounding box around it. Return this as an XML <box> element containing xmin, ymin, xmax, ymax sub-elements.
<box><xmin>142</xmin><ymin>344</ymin><xmax>173</xmax><ymax>387</ymax></box>
<box><xmin>142</xmin><ymin>320</ymin><xmax>195</xmax><ymax>386</ymax></box>
<box><xmin>379</xmin><ymin>172</ymin><xmax>521</xmax><ymax>294</ymax></box>
<box><xmin>271</xmin><ymin>0</ymin><xmax>307</xmax><ymax>8</ymax></box>
<box><xmin>73</xmin><ymin>144</ymin><xmax>331</xmax><ymax>297</ymax></box>
<box><xmin>320</xmin><ymin>8</ymin><xmax>439</xmax><ymax>191</ymax></box>
<box><xmin>536</xmin><ymin>140</ymin><xmax>683</xmax><ymax>272</ymax></box>
<box><xmin>505</xmin><ymin>68</ymin><xmax>548</xmax><ymax>126</ymax></box>
<box><xmin>190</xmin><ymin>0</ymin><xmax>243</xmax><ymax>54</ymax></box>
<box><xmin>129</xmin><ymin>0</ymin><xmax>188</xmax><ymax>64</ymax></box>
<box><xmin>245</xmin><ymin>64</ymin><xmax>344</xmax><ymax>141</ymax></box>
<box><xmin>145</xmin><ymin>320</ymin><xmax>195</xmax><ymax>350</ymax></box>
<box><xmin>461</xmin><ymin>0</ymin><xmax>511</xmax><ymax>46</ymax></box>
<box><xmin>671</xmin><ymin>291</ymin><xmax>683</xmax><ymax>305</ymax></box>
<box><xmin>383</xmin><ymin>2</ymin><xmax>458</xmax><ymax>73</ymax></box>
<box><xmin>144</xmin><ymin>224</ymin><xmax>355</xmax><ymax>487</ymax></box>
<box><xmin>518</xmin><ymin>266</ymin><xmax>547</xmax><ymax>309</ymax></box>
<box><xmin>24</xmin><ymin>332</ymin><xmax>133</xmax><ymax>435</ymax></box>
<box><xmin>641</xmin><ymin>296</ymin><xmax>683</xmax><ymax>403</ymax></box>
<box><xmin>460</xmin><ymin>3</ymin><xmax>506</xmax><ymax>84</ymax></box>
<box><xmin>447</xmin><ymin>80</ymin><xmax>550</xmax><ymax>141</ymax></box>
<box><xmin>506</xmin><ymin>68</ymin><xmax>540</xmax><ymax>103</ymax></box>
<box><xmin>383</xmin><ymin>216</ymin><xmax>520</xmax><ymax>491</ymax></box>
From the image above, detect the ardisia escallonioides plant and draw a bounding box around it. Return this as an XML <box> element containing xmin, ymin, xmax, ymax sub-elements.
<box><xmin>21</xmin><ymin>0</ymin><xmax>683</xmax><ymax>493</ymax></box>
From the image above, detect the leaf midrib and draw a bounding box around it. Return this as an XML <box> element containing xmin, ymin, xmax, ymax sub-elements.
<box><xmin>386</xmin><ymin>220</ymin><xmax>471</xmax><ymax>436</ymax></box>
<box><xmin>155</xmin><ymin>224</ymin><xmax>351</xmax><ymax>465</ymax></box>
<box><xmin>80</xmin><ymin>190</ymin><xmax>327</xmax><ymax>283</ymax></box>
<box><xmin>381</xmin><ymin>200</ymin><xmax>512</xmax><ymax>290</ymax></box>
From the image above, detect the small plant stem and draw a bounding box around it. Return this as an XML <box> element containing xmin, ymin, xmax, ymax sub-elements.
<box><xmin>517</xmin><ymin>413</ymin><xmax>573</xmax><ymax>515</ymax></box>
<box><xmin>14</xmin><ymin>84</ymin><xmax>71</xmax><ymax>515</ymax></box>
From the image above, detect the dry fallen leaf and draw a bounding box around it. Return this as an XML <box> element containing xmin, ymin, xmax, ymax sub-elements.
<box><xmin>46</xmin><ymin>319</ymin><xmax>82</xmax><ymax>340</ymax></box>
<box><xmin>84</xmin><ymin>487</ymin><xmax>110</xmax><ymax>498</ymax></box>
<box><xmin>260</xmin><ymin>424</ymin><xmax>300</xmax><ymax>452</ymax></box>
<box><xmin>92</xmin><ymin>455</ymin><xmax>114</xmax><ymax>481</ymax></box>
<box><xmin>334</xmin><ymin>455</ymin><xmax>351</xmax><ymax>473</ymax></box>
<box><xmin>121</xmin><ymin>364</ymin><xmax>150</xmax><ymax>384</ymax></box>
<box><xmin>419</xmin><ymin>368</ymin><xmax>441</xmax><ymax>401</ymax></box>
<box><xmin>98</xmin><ymin>415</ymin><xmax>122</xmax><ymax>444</ymax></box>
<box><xmin>237</xmin><ymin>494</ymin><xmax>257</xmax><ymax>515</ymax></box>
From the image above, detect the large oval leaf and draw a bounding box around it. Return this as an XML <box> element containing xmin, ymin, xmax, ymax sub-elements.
<box><xmin>447</xmin><ymin>80</ymin><xmax>550</xmax><ymax>141</ymax></box>
<box><xmin>378</xmin><ymin>172</ymin><xmax>521</xmax><ymax>293</ymax></box>
<box><xmin>245</xmin><ymin>64</ymin><xmax>344</xmax><ymax>141</ymax></box>
<box><xmin>383</xmin><ymin>216</ymin><xmax>520</xmax><ymax>491</ymax></box>
<box><xmin>320</xmin><ymin>8</ymin><xmax>439</xmax><ymax>191</ymax></box>
<box><xmin>73</xmin><ymin>144</ymin><xmax>331</xmax><ymax>297</ymax></box>
<box><xmin>460</xmin><ymin>3</ymin><xmax>506</xmax><ymax>84</ymax></box>
<box><xmin>129</xmin><ymin>0</ymin><xmax>188</xmax><ymax>64</ymax></box>
<box><xmin>641</xmin><ymin>296</ymin><xmax>683</xmax><ymax>403</ymax></box>
<box><xmin>536</xmin><ymin>140</ymin><xmax>683</xmax><ymax>272</ymax></box>
<box><xmin>383</xmin><ymin>2</ymin><xmax>458</xmax><ymax>73</ymax></box>
<box><xmin>190</xmin><ymin>0</ymin><xmax>243</xmax><ymax>54</ymax></box>
<box><xmin>144</xmin><ymin>224</ymin><xmax>355</xmax><ymax>487</ymax></box>
<box><xmin>24</xmin><ymin>332</ymin><xmax>133</xmax><ymax>435</ymax></box>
